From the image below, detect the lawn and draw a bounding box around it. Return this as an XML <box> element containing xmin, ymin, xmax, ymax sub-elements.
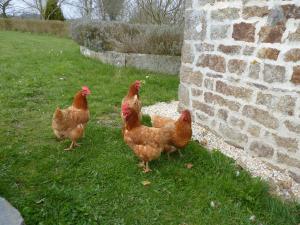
<box><xmin>0</xmin><ymin>31</ymin><xmax>299</xmax><ymax>225</ymax></box>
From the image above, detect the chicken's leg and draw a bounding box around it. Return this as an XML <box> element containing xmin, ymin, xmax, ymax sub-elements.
<box><xmin>178</xmin><ymin>149</ymin><xmax>183</xmax><ymax>157</ymax></box>
<box><xmin>138</xmin><ymin>161</ymin><xmax>145</xmax><ymax>168</ymax></box>
<box><xmin>143</xmin><ymin>162</ymin><xmax>152</xmax><ymax>173</ymax></box>
<box><xmin>64</xmin><ymin>141</ymin><xmax>74</xmax><ymax>151</ymax></box>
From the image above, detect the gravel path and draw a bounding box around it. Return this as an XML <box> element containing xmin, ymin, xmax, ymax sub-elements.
<box><xmin>142</xmin><ymin>101</ymin><xmax>300</xmax><ymax>201</ymax></box>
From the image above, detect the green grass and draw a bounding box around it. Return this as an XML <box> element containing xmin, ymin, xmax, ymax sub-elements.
<box><xmin>0</xmin><ymin>31</ymin><xmax>299</xmax><ymax>225</ymax></box>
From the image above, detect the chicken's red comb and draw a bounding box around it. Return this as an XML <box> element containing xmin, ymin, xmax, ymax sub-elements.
<box><xmin>135</xmin><ymin>80</ymin><xmax>141</xmax><ymax>89</ymax></box>
<box><xmin>82</xmin><ymin>86</ymin><xmax>90</xmax><ymax>91</ymax></box>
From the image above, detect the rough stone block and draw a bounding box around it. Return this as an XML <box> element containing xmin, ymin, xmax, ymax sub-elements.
<box><xmin>219</xmin><ymin>123</ymin><xmax>248</xmax><ymax>148</ymax></box>
<box><xmin>217</xmin><ymin>109</ymin><xmax>228</xmax><ymax>121</ymax></box>
<box><xmin>218</xmin><ymin>44</ymin><xmax>241</xmax><ymax>55</ymax></box>
<box><xmin>291</xmin><ymin>66</ymin><xmax>300</xmax><ymax>84</ymax></box>
<box><xmin>248</xmin><ymin>63</ymin><xmax>260</xmax><ymax>79</ymax></box>
<box><xmin>277</xmin><ymin>95</ymin><xmax>296</xmax><ymax>116</ymax></box>
<box><xmin>281</xmin><ymin>4</ymin><xmax>300</xmax><ymax>19</ymax></box>
<box><xmin>256</xmin><ymin>92</ymin><xmax>274</xmax><ymax>108</ymax></box>
<box><xmin>284</xmin><ymin>49</ymin><xmax>300</xmax><ymax>62</ymax></box>
<box><xmin>273</xmin><ymin>134</ymin><xmax>298</xmax><ymax>152</ymax></box>
<box><xmin>204</xmin><ymin>78</ymin><xmax>214</xmax><ymax>90</ymax></box>
<box><xmin>180</xmin><ymin>66</ymin><xmax>203</xmax><ymax>86</ymax></box>
<box><xmin>284</xmin><ymin>120</ymin><xmax>300</xmax><ymax>134</ymax></box>
<box><xmin>195</xmin><ymin>43</ymin><xmax>215</xmax><ymax>52</ymax></box>
<box><xmin>228</xmin><ymin>59</ymin><xmax>247</xmax><ymax>75</ymax></box>
<box><xmin>181</xmin><ymin>42</ymin><xmax>194</xmax><ymax>64</ymax></box>
<box><xmin>192</xmin><ymin>88</ymin><xmax>203</xmax><ymax>97</ymax></box>
<box><xmin>277</xmin><ymin>152</ymin><xmax>300</xmax><ymax>169</ymax></box>
<box><xmin>243</xmin><ymin>6</ymin><xmax>269</xmax><ymax>19</ymax></box>
<box><xmin>243</xmin><ymin>46</ymin><xmax>255</xmax><ymax>56</ymax></box>
<box><xmin>195</xmin><ymin>111</ymin><xmax>209</xmax><ymax>122</ymax></box>
<box><xmin>229</xmin><ymin>116</ymin><xmax>245</xmax><ymax>129</ymax></box>
<box><xmin>247</xmin><ymin>124</ymin><xmax>261</xmax><ymax>137</ymax></box>
<box><xmin>216</xmin><ymin>81</ymin><xmax>253</xmax><ymax>101</ymax></box>
<box><xmin>211</xmin><ymin>8</ymin><xmax>240</xmax><ymax>21</ymax></box>
<box><xmin>257</xmin><ymin>48</ymin><xmax>280</xmax><ymax>61</ymax></box>
<box><xmin>242</xmin><ymin>105</ymin><xmax>279</xmax><ymax>129</ymax></box>
<box><xmin>179</xmin><ymin>84</ymin><xmax>190</xmax><ymax>107</ymax></box>
<box><xmin>204</xmin><ymin>92</ymin><xmax>241</xmax><ymax>111</ymax></box>
<box><xmin>249</xmin><ymin>141</ymin><xmax>274</xmax><ymax>157</ymax></box>
<box><xmin>211</xmin><ymin>25</ymin><xmax>230</xmax><ymax>40</ymax></box>
<box><xmin>184</xmin><ymin>10</ymin><xmax>206</xmax><ymax>41</ymax></box>
<box><xmin>263</xmin><ymin>64</ymin><xmax>286</xmax><ymax>83</ymax></box>
<box><xmin>259</xmin><ymin>23</ymin><xmax>286</xmax><ymax>43</ymax></box>
<box><xmin>232</xmin><ymin>22</ymin><xmax>256</xmax><ymax>42</ymax></box>
<box><xmin>197</xmin><ymin>54</ymin><xmax>226</xmax><ymax>73</ymax></box>
<box><xmin>288</xmin><ymin>26</ymin><xmax>300</xmax><ymax>42</ymax></box>
<box><xmin>192</xmin><ymin>100</ymin><xmax>215</xmax><ymax>116</ymax></box>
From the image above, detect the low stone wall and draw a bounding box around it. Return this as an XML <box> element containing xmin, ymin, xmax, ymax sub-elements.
<box><xmin>179</xmin><ymin>0</ymin><xmax>300</xmax><ymax>182</ymax></box>
<box><xmin>80</xmin><ymin>46</ymin><xmax>180</xmax><ymax>75</ymax></box>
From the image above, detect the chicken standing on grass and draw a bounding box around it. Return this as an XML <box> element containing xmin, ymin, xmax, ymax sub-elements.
<box><xmin>121</xmin><ymin>80</ymin><xmax>142</xmax><ymax>136</ymax></box>
<box><xmin>52</xmin><ymin>86</ymin><xmax>91</xmax><ymax>150</ymax></box>
<box><xmin>121</xmin><ymin>80</ymin><xmax>142</xmax><ymax>122</ymax></box>
<box><xmin>151</xmin><ymin>110</ymin><xmax>192</xmax><ymax>158</ymax></box>
<box><xmin>122</xmin><ymin>103</ymin><xmax>173</xmax><ymax>173</ymax></box>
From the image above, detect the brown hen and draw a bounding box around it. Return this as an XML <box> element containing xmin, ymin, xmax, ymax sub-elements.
<box><xmin>122</xmin><ymin>103</ymin><xmax>173</xmax><ymax>173</ymax></box>
<box><xmin>151</xmin><ymin>110</ymin><xmax>192</xmax><ymax>157</ymax></box>
<box><xmin>52</xmin><ymin>86</ymin><xmax>91</xmax><ymax>150</ymax></box>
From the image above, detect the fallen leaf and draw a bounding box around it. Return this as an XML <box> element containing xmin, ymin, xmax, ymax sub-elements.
<box><xmin>249</xmin><ymin>215</ymin><xmax>256</xmax><ymax>222</ymax></box>
<box><xmin>142</xmin><ymin>180</ymin><xmax>151</xmax><ymax>186</ymax></box>
<box><xmin>36</xmin><ymin>198</ymin><xmax>45</xmax><ymax>204</ymax></box>
<box><xmin>185</xmin><ymin>163</ymin><xmax>193</xmax><ymax>169</ymax></box>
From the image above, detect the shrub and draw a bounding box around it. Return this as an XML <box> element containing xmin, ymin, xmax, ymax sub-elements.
<box><xmin>71</xmin><ymin>20</ymin><xmax>183</xmax><ymax>56</ymax></box>
<box><xmin>0</xmin><ymin>18</ymin><xmax>69</xmax><ymax>37</ymax></box>
<box><xmin>44</xmin><ymin>0</ymin><xmax>65</xmax><ymax>21</ymax></box>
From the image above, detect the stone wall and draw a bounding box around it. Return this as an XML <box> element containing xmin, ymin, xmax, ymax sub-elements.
<box><xmin>179</xmin><ymin>0</ymin><xmax>300</xmax><ymax>182</ymax></box>
<box><xmin>80</xmin><ymin>46</ymin><xmax>180</xmax><ymax>75</ymax></box>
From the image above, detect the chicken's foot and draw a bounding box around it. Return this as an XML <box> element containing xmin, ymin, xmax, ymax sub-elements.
<box><xmin>143</xmin><ymin>162</ymin><xmax>152</xmax><ymax>173</ymax></box>
<box><xmin>64</xmin><ymin>141</ymin><xmax>75</xmax><ymax>151</ymax></box>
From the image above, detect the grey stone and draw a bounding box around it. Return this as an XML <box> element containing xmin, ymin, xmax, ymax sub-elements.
<box><xmin>284</xmin><ymin>120</ymin><xmax>300</xmax><ymax>134</ymax></box>
<box><xmin>247</xmin><ymin>124</ymin><xmax>260</xmax><ymax>137</ymax></box>
<box><xmin>242</xmin><ymin>105</ymin><xmax>279</xmax><ymax>129</ymax></box>
<box><xmin>125</xmin><ymin>53</ymin><xmax>181</xmax><ymax>75</ymax></box>
<box><xmin>229</xmin><ymin>116</ymin><xmax>245</xmax><ymax>129</ymax></box>
<box><xmin>277</xmin><ymin>152</ymin><xmax>300</xmax><ymax>169</ymax></box>
<box><xmin>80</xmin><ymin>46</ymin><xmax>180</xmax><ymax>75</ymax></box>
<box><xmin>217</xmin><ymin>109</ymin><xmax>228</xmax><ymax>121</ymax></box>
<box><xmin>243</xmin><ymin>46</ymin><xmax>255</xmax><ymax>56</ymax></box>
<box><xmin>211</xmin><ymin>25</ymin><xmax>230</xmax><ymax>40</ymax></box>
<box><xmin>0</xmin><ymin>197</ymin><xmax>25</xmax><ymax>225</ymax></box>
<box><xmin>219</xmin><ymin>123</ymin><xmax>248</xmax><ymax>148</ymax></box>
<box><xmin>273</xmin><ymin>134</ymin><xmax>298</xmax><ymax>152</ymax></box>
<box><xmin>184</xmin><ymin>10</ymin><xmax>207</xmax><ymax>41</ymax></box>
<box><xmin>248</xmin><ymin>63</ymin><xmax>260</xmax><ymax>79</ymax></box>
<box><xmin>211</xmin><ymin>8</ymin><xmax>240</xmax><ymax>21</ymax></box>
<box><xmin>263</xmin><ymin>64</ymin><xmax>286</xmax><ymax>83</ymax></box>
<box><xmin>179</xmin><ymin>84</ymin><xmax>190</xmax><ymax>108</ymax></box>
<box><xmin>249</xmin><ymin>141</ymin><xmax>274</xmax><ymax>158</ymax></box>
<box><xmin>267</xmin><ymin>6</ymin><xmax>285</xmax><ymax>26</ymax></box>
